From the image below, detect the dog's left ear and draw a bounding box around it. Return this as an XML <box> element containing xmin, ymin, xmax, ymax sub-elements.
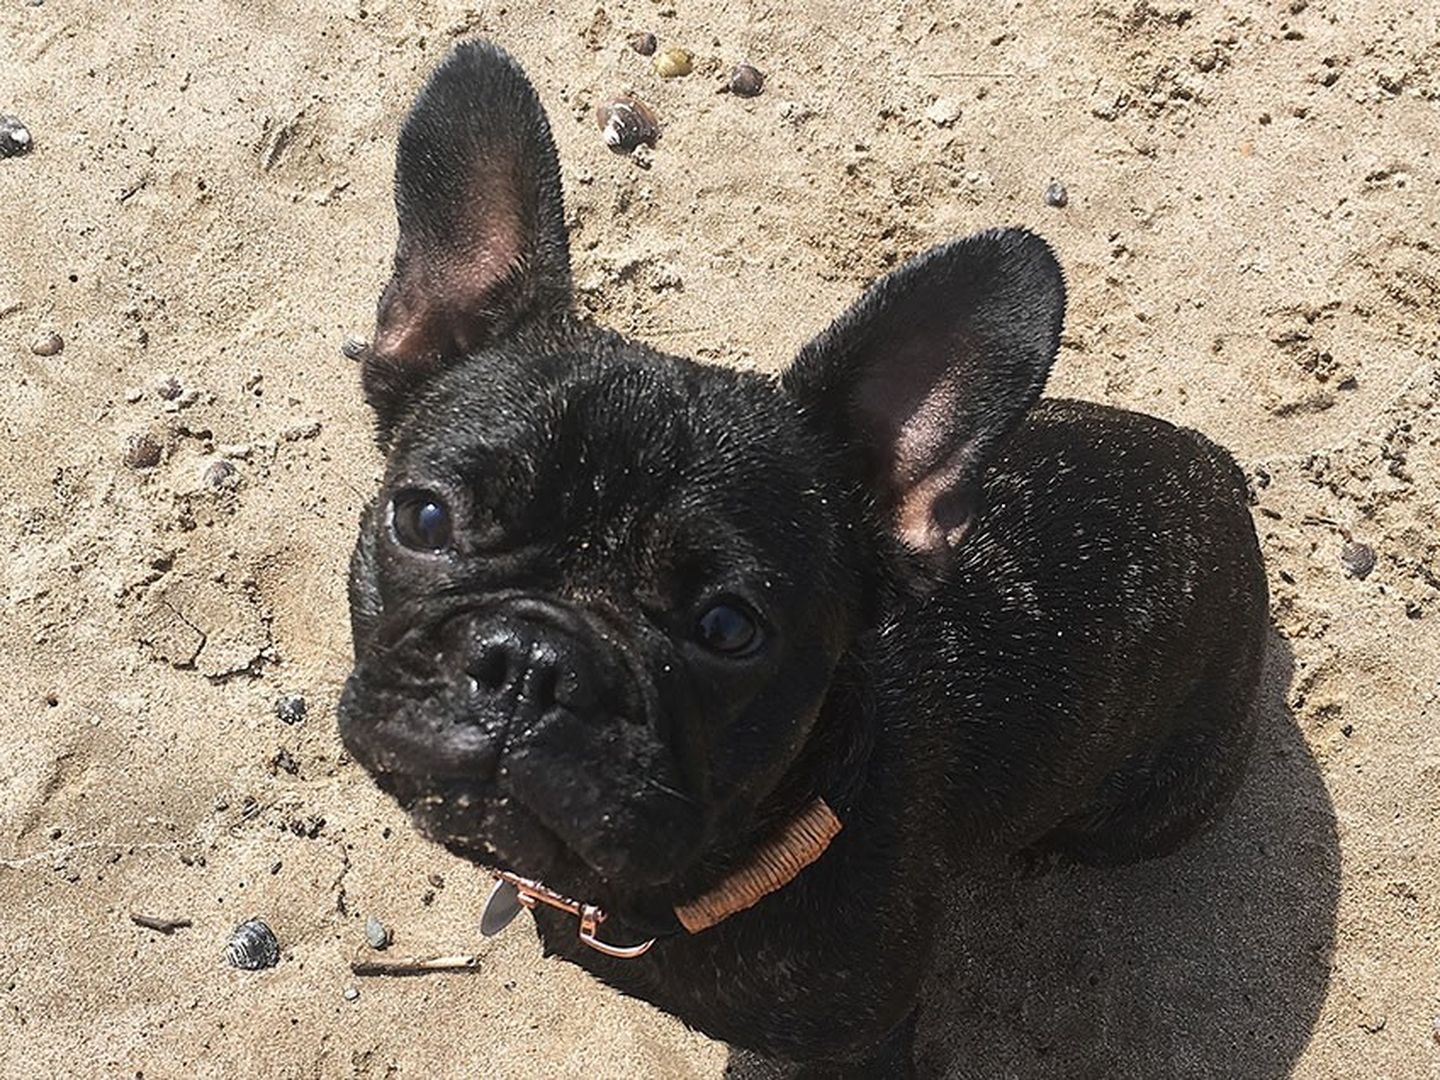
<box><xmin>363</xmin><ymin>41</ymin><xmax>571</xmax><ymax>436</ymax></box>
<box><xmin>783</xmin><ymin>227</ymin><xmax>1064</xmax><ymax>559</ymax></box>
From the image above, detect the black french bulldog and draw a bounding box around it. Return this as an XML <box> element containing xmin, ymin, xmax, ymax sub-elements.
<box><xmin>338</xmin><ymin>41</ymin><xmax>1269</xmax><ymax>1077</ymax></box>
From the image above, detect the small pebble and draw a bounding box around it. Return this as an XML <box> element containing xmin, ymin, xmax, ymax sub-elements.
<box><xmin>30</xmin><ymin>331</ymin><xmax>63</xmax><ymax>357</ymax></box>
<box><xmin>202</xmin><ymin>459</ymin><xmax>237</xmax><ymax>488</ymax></box>
<box><xmin>924</xmin><ymin>96</ymin><xmax>963</xmax><ymax>127</ymax></box>
<box><xmin>629</xmin><ymin>31</ymin><xmax>657</xmax><ymax>56</ymax></box>
<box><xmin>1340</xmin><ymin>541</ymin><xmax>1376</xmax><ymax>580</ymax></box>
<box><xmin>341</xmin><ymin>337</ymin><xmax>368</xmax><ymax>361</ymax></box>
<box><xmin>653</xmin><ymin>47</ymin><xmax>693</xmax><ymax>78</ymax></box>
<box><xmin>427</xmin><ymin>873</ymin><xmax>445</xmax><ymax>889</ymax></box>
<box><xmin>728</xmin><ymin>63</ymin><xmax>765</xmax><ymax>97</ymax></box>
<box><xmin>274</xmin><ymin>694</ymin><xmax>307</xmax><ymax>725</ymax></box>
<box><xmin>270</xmin><ymin>747</ymin><xmax>299</xmax><ymax>776</ymax></box>
<box><xmin>124</xmin><ymin>432</ymin><xmax>163</xmax><ymax>470</ymax></box>
<box><xmin>0</xmin><ymin>115</ymin><xmax>33</xmax><ymax>159</ymax></box>
<box><xmin>224</xmin><ymin>918</ymin><xmax>280</xmax><ymax>970</ymax></box>
<box><xmin>155</xmin><ymin>375</ymin><xmax>183</xmax><ymax>400</ymax></box>
<box><xmin>124</xmin><ymin>387</ymin><xmax>144</xmax><ymax>404</ymax></box>
<box><xmin>343</xmin><ymin>986</ymin><xmax>360</xmax><ymax>1002</ymax></box>
<box><xmin>282</xmin><ymin>419</ymin><xmax>322</xmax><ymax>442</ymax></box>
<box><xmin>1045</xmin><ymin>181</ymin><xmax>1070</xmax><ymax>208</ymax></box>
<box><xmin>364</xmin><ymin>915</ymin><xmax>392</xmax><ymax>950</ymax></box>
<box><xmin>596</xmin><ymin>96</ymin><xmax>660</xmax><ymax>153</ymax></box>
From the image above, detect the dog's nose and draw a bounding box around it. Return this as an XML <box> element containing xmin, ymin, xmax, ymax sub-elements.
<box><xmin>470</xmin><ymin>625</ymin><xmax>560</xmax><ymax>710</ymax></box>
<box><xmin>460</xmin><ymin>616</ymin><xmax>599</xmax><ymax>717</ymax></box>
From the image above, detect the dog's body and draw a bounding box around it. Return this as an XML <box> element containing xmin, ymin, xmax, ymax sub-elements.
<box><xmin>338</xmin><ymin>42</ymin><xmax>1268</xmax><ymax>1075</ymax></box>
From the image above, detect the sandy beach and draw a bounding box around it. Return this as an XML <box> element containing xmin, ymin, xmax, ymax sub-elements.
<box><xmin>1</xmin><ymin>1</ymin><xmax>1437</xmax><ymax>1076</ymax></box>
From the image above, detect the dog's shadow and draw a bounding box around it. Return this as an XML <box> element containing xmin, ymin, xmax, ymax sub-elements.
<box><xmin>727</xmin><ymin>633</ymin><xmax>1338</xmax><ymax>1079</ymax></box>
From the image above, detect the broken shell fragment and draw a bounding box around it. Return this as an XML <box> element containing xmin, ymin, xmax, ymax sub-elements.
<box><xmin>595</xmin><ymin>96</ymin><xmax>660</xmax><ymax>153</ymax></box>
<box><xmin>30</xmin><ymin>331</ymin><xmax>63</xmax><ymax>357</ymax></box>
<box><xmin>728</xmin><ymin>63</ymin><xmax>765</xmax><ymax>97</ymax></box>
<box><xmin>628</xmin><ymin>31</ymin><xmax>657</xmax><ymax>56</ymax></box>
<box><xmin>225</xmin><ymin>918</ymin><xmax>280</xmax><ymax>970</ymax></box>
<box><xmin>653</xmin><ymin>47</ymin><xmax>693</xmax><ymax>78</ymax></box>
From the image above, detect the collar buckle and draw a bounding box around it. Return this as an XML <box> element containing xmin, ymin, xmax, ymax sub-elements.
<box><xmin>485</xmin><ymin>869</ymin><xmax>656</xmax><ymax>959</ymax></box>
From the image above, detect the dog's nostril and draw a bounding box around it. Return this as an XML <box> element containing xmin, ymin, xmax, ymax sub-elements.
<box><xmin>474</xmin><ymin>644</ymin><xmax>510</xmax><ymax>692</ymax></box>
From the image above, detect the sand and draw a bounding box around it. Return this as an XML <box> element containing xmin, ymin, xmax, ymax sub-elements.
<box><xmin>1</xmin><ymin>0</ymin><xmax>1437</xmax><ymax>1076</ymax></box>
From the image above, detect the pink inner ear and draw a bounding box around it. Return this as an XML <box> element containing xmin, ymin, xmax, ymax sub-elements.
<box><xmin>895</xmin><ymin>454</ymin><xmax>976</xmax><ymax>552</ymax></box>
<box><xmin>372</xmin><ymin>163</ymin><xmax>530</xmax><ymax>367</ymax></box>
<box><xmin>894</xmin><ymin>377</ymin><xmax>983</xmax><ymax>551</ymax></box>
<box><xmin>854</xmin><ymin>329</ymin><xmax>980</xmax><ymax>553</ymax></box>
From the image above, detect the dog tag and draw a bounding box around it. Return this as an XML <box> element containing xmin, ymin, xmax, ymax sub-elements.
<box><xmin>481</xmin><ymin>878</ymin><xmax>524</xmax><ymax>936</ymax></box>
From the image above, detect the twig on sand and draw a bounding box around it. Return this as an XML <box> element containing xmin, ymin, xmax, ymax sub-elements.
<box><xmin>349</xmin><ymin>951</ymin><xmax>483</xmax><ymax>977</ymax></box>
<box><xmin>130</xmin><ymin>912</ymin><xmax>193</xmax><ymax>934</ymax></box>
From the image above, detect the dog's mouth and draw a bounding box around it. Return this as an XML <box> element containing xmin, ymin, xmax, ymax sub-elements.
<box><xmin>340</xmin><ymin>678</ymin><xmax>706</xmax><ymax>904</ymax></box>
<box><xmin>368</xmin><ymin>767</ymin><xmax>705</xmax><ymax>940</ymax></box>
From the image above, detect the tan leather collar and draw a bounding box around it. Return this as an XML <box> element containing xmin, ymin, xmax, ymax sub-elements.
<box><xmin>482</xmin><ymin>797</ymin><xmax>843</xmax><ymax>959</ymax></box>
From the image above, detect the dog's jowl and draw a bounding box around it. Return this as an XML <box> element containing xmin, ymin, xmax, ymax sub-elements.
<box><xmin>338</xmin><ymin>40</ymin><xmax>1269</xmax><ymax>1077</ymax></box>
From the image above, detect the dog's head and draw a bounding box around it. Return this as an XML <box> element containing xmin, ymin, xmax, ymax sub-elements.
<box><xmin>338</xmin><ymin>42</ymin><xmax>1064</xmax><ymax>915</ymax></box>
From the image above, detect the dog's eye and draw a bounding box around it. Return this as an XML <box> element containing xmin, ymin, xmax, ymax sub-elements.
<box><xmin>695</xmin><ymin>600</ymin><xmax>762</xmax><ymax>656</ymax></box>
<box><xmin>391</xmin><ymin>489</ymin><xmax>453</xmax><ymax>552</ymax></box>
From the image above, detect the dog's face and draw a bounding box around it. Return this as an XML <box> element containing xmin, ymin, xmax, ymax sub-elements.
<box><xmin>343</xmin><ymin>343</ymin><xmax>862</xmax><ymax>892</ymax></box>
<box><xmin>338</xmin><ymin>42</ymin><xmax>1064</xmax><ymax>910</ymax></box>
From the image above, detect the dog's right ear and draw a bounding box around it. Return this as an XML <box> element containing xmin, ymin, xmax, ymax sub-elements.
<box><xmin>362</xmin><ymin>41</ymin><xmax>571</xmax><ymax>438</ymax></box>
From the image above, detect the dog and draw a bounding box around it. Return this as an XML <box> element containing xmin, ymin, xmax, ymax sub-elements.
<box><xmin>337</xmin><ymin>40</ymin><xmax>1269</xmax><ymax>1077</ymax></box>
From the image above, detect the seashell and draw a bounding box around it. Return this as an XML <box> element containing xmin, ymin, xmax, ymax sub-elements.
<box><xmin>225</xmin><ymin>917</ymin><xmax>280</xmax><ymax>970</ymax></box>
<box><xmin>0</xmin><ymin>115</ymin><xmax>32</xmax><ymax>159</ymax></box>
<box><xmin>1340</xmin><ymin>540</ymin><xmax>1375</xmax><ymax>580</ymax></box>
<box><xmin>728</xmin><ymin>63</ymin><xmax>765</xmax><ymax>97</ymax></box>
<box><xmin>30</xmin><ymin>331</ymin><xmax>63</xmax><ymax>357</ymax></box>
<box><xmin>1045</xmin><ymin>181</ymin><xmax>1069</xmax><ymax>208</ymax></box>
<box><xmin>202</xmin><ymin>458</ymin><xmax>236</xmax><ymax>488</ymax></box>
<box><xmin>653</xmin><ymin>47</ymin><xmax>693</xmax><ymax>78</ymax></box>
<box><xmin>124</xmin><ymin>432</ymin><xmax>163</xmax><ymax>470</ymax></box>
<box><xmin>628</xmin><ymin>31</ymin><xmax>657</xmax><ymax>56</ymax></box>
<box><xmin>274</xmin><ymin>693</ymin><xmax>307</xmax><ymax>725</ymax></box>
<box><xmin>595</xmin><ymin>96</ymin><xmax>660</xmax><ymax>154</ymax></box>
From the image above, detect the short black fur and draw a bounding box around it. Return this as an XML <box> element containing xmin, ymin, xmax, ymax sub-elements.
<box><xmin>338</xmin><ymin>41</ymin><xmax>1269</xmax><ymax>1076</ymax></box>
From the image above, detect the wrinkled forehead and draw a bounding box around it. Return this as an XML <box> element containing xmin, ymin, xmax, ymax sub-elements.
<box><xmin>389</xmin><ymin>354</ymin><xmax>693</xmax><ymax>484</ymax></box>
<box><xmin>384</xmin><ymin>352</ymin><xmax>833</xmax><ymax>578</ymax></box>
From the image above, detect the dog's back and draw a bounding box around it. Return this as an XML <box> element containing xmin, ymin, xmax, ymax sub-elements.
<box><xmin>874</xmin><ymin>397</ymin><xmax>1268</xmax><ymax>863</ymax></box>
